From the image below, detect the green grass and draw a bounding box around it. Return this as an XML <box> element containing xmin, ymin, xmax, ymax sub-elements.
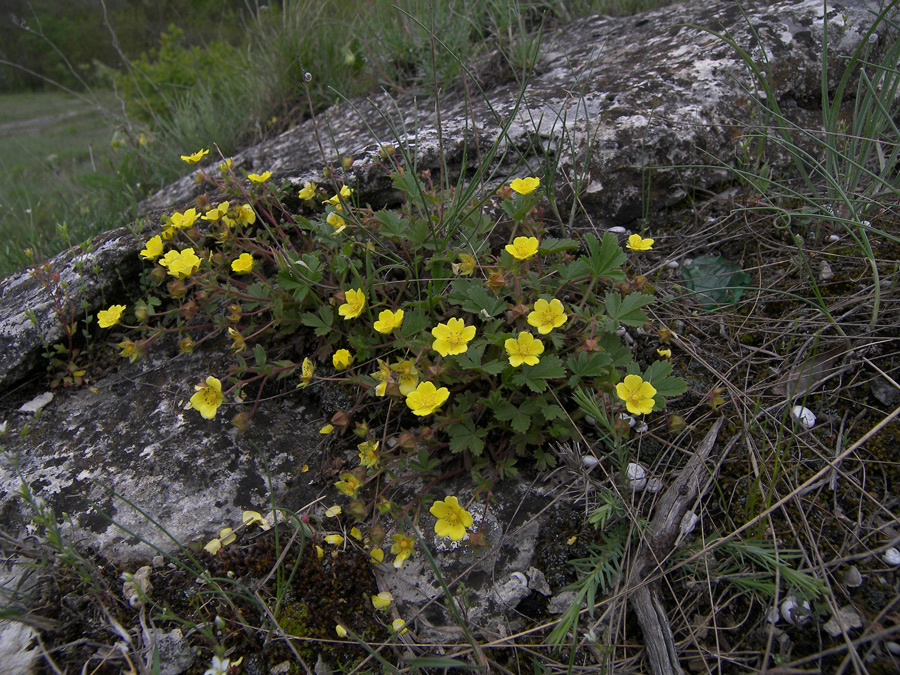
<box><xmin>0</xmin><ymin>89</ymin><xmax>128</xmax><ymax>275</ymax></box>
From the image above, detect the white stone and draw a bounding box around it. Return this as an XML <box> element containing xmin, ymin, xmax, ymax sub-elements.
<box><xmin>664</xmin><ymin>260</ymin><xmax>680</xmax><ymax>269</ymax></box>
<box><xmin>790</xmin><ymin>405</ymin><xmax>816</xmax><ymax>429</ymax></box>
<box><xmin>581</xmin><ymin>455</ymin><xmax>599</xmax><ymax>469</ymax></box>
<box><xmin>781</xmin><ymin>596</ymin><xmax>811</xmax><ymax>625</ymax></box>
<box><xmin>18</xmin><ymin>392</ymin><xmax>53</xmax><ymax>414</ymax></box>
<box><xmin>0</xmin><ymin>621</ymin><xmax>39</xmax><ymax>675</ymax></box>
<box><xmin>822</xmin><ymin>605</ymin><xmax>862</xmax><ymax>637</ymax></box>
<box><xmin>680</xmin><ymin>512</ymin><xmax>699</xmax><ymax>535</ymax></box>
<box><xmin>882</xmin><ymin>547</ymin><xmax>900</xmax><ymax>565</ymax></box>
<box><xmin>608</xmin><ymin>226</ymin><xmax>627</xmax><ymax>234</ymax></box>
<box><xmin>626</xmin><ymin>463</ymin><xmax>648</xmax><ymax>491</ymax></box>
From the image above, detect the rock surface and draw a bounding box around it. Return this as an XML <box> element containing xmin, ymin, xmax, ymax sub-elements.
<box><xmin>0</xmin><ymin>0</ymin><xmax>891</xmax><ymax>653</ymax></box>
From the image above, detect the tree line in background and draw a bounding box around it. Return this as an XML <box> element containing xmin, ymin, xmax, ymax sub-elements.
<box><xmin>0</xmin><ymin>0</ymin><xmax>254</xmax><ymax>92</ymax></box>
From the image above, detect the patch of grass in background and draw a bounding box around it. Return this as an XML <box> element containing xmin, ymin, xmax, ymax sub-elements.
<box><xmin>0</xmin><ymin>0</ymin><xmax>676</xmax><ymax>278</ymax></box>
<box><xmin>0</xmin><ymin>90</ymin><xmax>129</xmax><ymax>274</ymax></box>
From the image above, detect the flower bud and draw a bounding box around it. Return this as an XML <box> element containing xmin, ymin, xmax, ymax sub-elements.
<box><xmin>179</xmin><ymin>337</ymin><xmax>194</xmax><ymax>354</ymax></box>
<box><xmin>231</xmin><ymin>412</ymin><xmax>250</xmax><ymax>431</ymax></box>
<box><xmin>167</xmin><ymin>280</ymin><xmax>187</xmax><ymax>299</ymax></box>
<box><xmin>150</xmin><ymin>267</ymin><xmax>167</xmax><ymax>285</ymax></box>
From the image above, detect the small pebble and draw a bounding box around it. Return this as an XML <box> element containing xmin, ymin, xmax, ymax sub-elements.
<box><xmin>582</xmin><ymin>455</ymin><xmax>599</xmax><ymax>469</ymax></box>
<box><xmin>781</xmin><ymin>595</ymin><xmax>811</xmax><ymax>625</ymax></box>
<box><xmin>819</xmin><ymin>260</ymin><xmax>834</xmax><ymax>281</ymax></box>
<box><xmin>827</xmin><ymin>234</ymin><xmax>841</xmax><ymax>242</ymax></box>
<box><xmin>843</xmin><ymin>565</ymin><xmax>862</xmax><ymax>588</ymax></box>
<box><xmin>680</xmin><ymin>512</ymin><xmax>699</xmax><ymax>536</ymax></box>
<box><xmin>618</xmin><ymin>413</ymin><xmax>636</xmax><ymax>428</ymax></box>
<box><xmin>882</xmin><ymin>547</ymin><xmax>900</xmax><ymax>565</ymax></box>
<box><xmin>608</xmin><ymin>226</ymin><xmax>627</xmax><ymax>234</ymax></box>
<box><xmin>664</xmin><ymin>260</ymin><xmax>680</xmax><ymax>269</ymax></box>
<box><xmin>790</xmin><ymin>405</ymin><xmax>816</xmax><ymax>429</ymax></box>
<box><xmin>626</xmin><ymin>463</ymin><xmax>648</xmax><ymax>491</ymax></box>
<box><xmin>886</xmin><ymin>641</ymin><xmax>900</xmax><ymax>656</ymax></box>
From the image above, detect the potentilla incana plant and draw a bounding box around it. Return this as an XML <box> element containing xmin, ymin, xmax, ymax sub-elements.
<box><xmin>91</xmin><ymin>152</ymin><xmax>684</xmax><ymax>533</ymax></box>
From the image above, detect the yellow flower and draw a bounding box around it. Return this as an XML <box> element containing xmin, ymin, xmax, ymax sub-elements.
<box><xmin>390</xmin><ymin>533</ymin><xmax>415</xmax><ymax>569</ymax></box>
<box><xmin>180</xmin><ymin>148</ymin><xmax>208</xmax><ymax>164</ymax></box>
<box><xmin>316</xmin><ymin>545</ymin><xmax>324</xmax><ymax>559</ymax></box>
<box><xmin>190</xmin><ymin>376</ymin><xmax>224</xmax><ymax>419</ymax></box>
<box><xmin>320</xmin><ymin>424</ymin><xmax>335</xmax><ymax>435</ymax></box>
<box><xmin>452</xmin><ymin>252</ymin><xmax>476</xmax><ymax>276</ymax></box>
<box><xmin>505</xmin><ymin>236</ymin><xmax>540</xmax><ymax>260</ymax></box>
<box><xmin>170</xmin><ymin>208</ymin><xmax>199</xmax><ymax>230</ymax></box>
<box><xmin>350</xmin><ymin>527</ymin><xmax>362</xmax><ymax>541</ymax></box>
<box><xmin>332</xmin><ymin>349</ymin><xmax>354</xmax><ymax>370</ymax></box>
<box><xmin>204</xmin><ymin>538</ymin><xmax>222</xmax><ymax>555</ymax></box>
<box><xmin>373</xmin><ymin>309</ymin><xmax>404</xmax><ymax>334</ymax></box>
<box><xmin>231</xmin><ymin>253</ymin><xmax>254</xmax><ymax>274</ymax></box>
<box><xmin>326</xmin><ymin>211</ymin><xmax>346</xmax><ymax>234</ymax></box>
<box><xmin>97</xmin><ymin>304</ymin><xmax>126</xmax><ymax>328</ymax></box>
<box><xmin>373</xmin><ymin>360</ymin><xmax>391</xmax><ymax>397</ymax></box>
<box><xmin>140</xmin><ymin>235</ymin><xmax>163</xmax><ymax>261</ymax></box>
<box><xmin>372</xmin><ymin>592</ymin><xmax>393</xmax><ymax>610</ymax></box>
<box><xmin>390</xmin><ymin>361</ymin><xmax>418</xmax><ymax>396</ymax></box>
<box><xmin>370</xmin><ymin>548</ymin><xmax>384</xmax><ymax>564</ymax></box>
<box><xmin>202</xmin><ymin>201</ymin><xmax>230</xmax><ymax>223</ymax></box>
<box><xmin>335</xmin><ymin>472</ymin><xmax>361</xmax><ymax>498</ymax></box>
<box><xmin>405</xmin><ymin>381</ymin><xmax>449</xmax><ymax>416</ymax></box>
<box><xmin>358</xmin><ymin>440</ymin><xmax>379</xmax><ymax>468</ymax></box>
<box><xmin>326</xmin><ymin>185</ymin><xmax>353</xmax><ymax>204</ymax></box>
<box><xmin>219</xmin><ymin>528</ymin><xmax>236</xmax><ymax>545</ymax></box>
<box><xmin>298</xmin><ymin>181</ymin><xmax>317</xmax><ymax>200</ymax></box>
<box><xmin>431</xmin><ymin>318</ymin><xmax>476</xmax><ymax>356</ymax></box>
<box><xmin>335</xmin><ymin>624</ymin><xmax>347</xmax><ymax>638</ymax></box>
<box><xmin>430</xmin><ymin>496</ymin><xmax>474</xmax><ymax>542</ymax></box>
<box><xmin>509</xmin><ymin>176</ymin><xmax>540</xmax><ymax>195</ymax></box>
<box><xmin>338</xmin><ymin>289</ymin><xmax>366</xmax><ymax>320</ymax></box>
<box><xmin>242</xmin><ymin>510</ymin><xmax>271</xmax><ymax>531</ymax></box>
<box><xmin>325</xmin><ymin>505</ymin><xmax>342</xmax><ymax>518</ymax></box>
<box><xmin>118</xmin><ymin>340</ymin><xmax>142</xmax><ymax>363</ymax></box>
<box><xmin>219</xmin><ymin>158</ymin><xmax>233</xmax><ymax>174</ymax></box>
<box><xmin>657</xmin><ymin>348</ymin><xmax>672</xmax><ymax>359</ymax></box>
<box><xmin>527</xmin><ymin>298</ymin><xmax>568</xmax><ymax>334</ymax></box>
<box><xmin>298</xmin><ymin>357</ymin><xmax>314</xmax><ymax>388</ymax></box>
<box><xmin>228</xmin><ymin>327</ymin><xmax>245</xmax><ymax>352</ymax></box>
<box><xmin>325</xmin><ymin>534</ymin><xmax>344</xmax><ymax>546</ymax></box>
<box><xmin>391</xmin><ymin>618</ymin><xmax>409</xmax><ymax>635</ymax></box>
<box><xmin>626</xmin><ymin>234</ymin><xmax>654</xmax><ymax>251</ymax></box>
<box><xmin>247</xmin><ymin>171</ymin><xmax>272</xmax><ymax>183</ymax></box>
<box><xmin>615</xmin><ymin>374</ymin><xmax>658</xmax><ymax>416</ymax></box>
<box><xmin>236</xmin><ymin>204</ymin><xmax>256</xmax><ymax>226</ymax></box>
<box><xmin>159</xmin><ymin>248</ymin><xmax>201</xmax><ymax>278</ymax></box>
<box><xmin>504</xmin><ymin>332</ymin><xmax>544</xmax><ymax>367</ymax></box>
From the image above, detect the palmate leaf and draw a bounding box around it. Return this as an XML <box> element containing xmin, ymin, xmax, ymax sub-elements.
<box><xmin>604</xmin><ymin>291</ymin><xmax>653</xmax><ymax>326</ymax></box>
<box><xmin>511</xmin><ymin>355</ymin><xmax>566</xmax><ymax>393</ymax></box>
<box><xmin>448</xmin><ymin>279</ymin><xmax>506</xmax><ymax>318</ymax></box>
<box><xmin>643</xmin><ymin>360</ymin><xmax>687</xmax><ymax>399</ymax></box>
<box><xmin>585</xmin><ymin>232</ymin><xmax>626</xmax><ymax>281</ymax></box>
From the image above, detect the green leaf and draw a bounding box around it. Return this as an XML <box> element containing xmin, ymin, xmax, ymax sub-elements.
<box><xmin>682</xmin><ymin>256</ymin><xmax>752</xmax><ymax>308</ymax></box>
<box><xmin>566</xmin><ymin>352</ymin><xmax>613</xmax><ymax>387</ymax></box>
<box><xmin>511</xmin><ymin>355</ymin><xmax>566</xmax><ymax>393</ymax></box>
<box><xmin>494</xmin><ymin>403</ymin><xmax>532</xmax><ymax>434</ymax></box>
<box><xmin>585</xmin><ymin>232</ymin><xmax>626</xmax><ymax>281</ymax></box>
<box><xmin>301</xmin><ymin>306</ymin><xmax>334</xmax><ymax>336</ymax></box>
<box><xmin>644</xmin><ymin>360</ymin><xmax>687</xmax><ymax>399</ymax></box>
<box><xmin>559</xmin><ymin>258</ymin><xmax>590</xmax><ymax>282</ymax></box>
<box><xmin>252</xmin><ymin>344</ymin><xmax>267</xmax><ymax>368</ymax></box>
<box><xmin>604</xmin><ymin>291</ymin><xmax>653</xmax><ymax>327</ymax></box>
<box><xmin>448</xmin><ymin>279</ymin><xmax>506</xmax><ymax>318</ymax></box>
<box><xmin>539</xmin><ymin>237</ymin><xmax>579</xmax><ymax>254</ymax></box>
<box><xmin>374</xmin><ymin>210</ymin><xmax>404</xmax><ymax>238</ymax></box>
<box><xmin>398</xmin><ymin>308</ymin><xmax>429</xmax><ymax>341</ymax></box>
<box><xmin>447</xmin><ymin>419</ymin><xmax>487</xmax><ymax>456</ymax></box>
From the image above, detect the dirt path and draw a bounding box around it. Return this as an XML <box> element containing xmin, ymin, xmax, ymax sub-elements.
<box><xmin>0</xmin><ymin>108</ymin><xmax>86</xmax><ymax>137</ymax></box>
